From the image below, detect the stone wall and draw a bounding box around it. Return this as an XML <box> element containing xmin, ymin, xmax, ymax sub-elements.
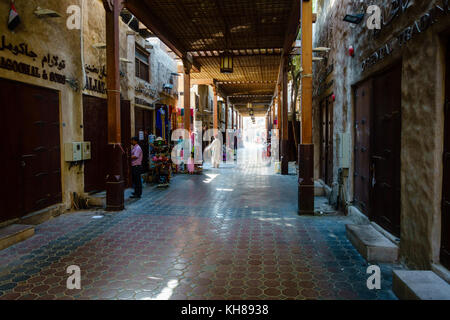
<box><xmin>0</xmin><ymin>0</ymin><xmax>85</xmax><ymax>211</ymax></box>
<box><xmin>0</xmin><ymin>0</ymin><xmax>178</xmax><ymax>218</ymax></box>
<box><xmin>313</xmin><ymin>0</ymin><xmax>450</xmax><ymax>269</ymax></box>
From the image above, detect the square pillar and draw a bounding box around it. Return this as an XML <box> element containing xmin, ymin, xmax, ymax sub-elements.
<box><xmin>183</xmin><ymin>61</ymin><xmax>192</xmax><ymax>133</ymax></box>
<box><xmin>299</xmin><ymin>0</ymin><xmax>314</xmax><ymax>215</ymax></box>
<box><xmin>104</xmin><ymin>0</ymin><xmax>124</xmax><ymax>211</ymax></box>
<box><xmin>281</xmin><ymin>56</ymin><xmax>289</xmax><ymax>175</ymax></box>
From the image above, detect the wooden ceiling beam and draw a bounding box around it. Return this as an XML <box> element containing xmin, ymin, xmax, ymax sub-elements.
<box><xmin>125</xmin><ymin>0</ymin><xmax>201</xmax><ymax>72</ymax></box>
<box><xmin>125</xmin><ymin>0</ymin><xmax>186</xmax><ymax>58</ymax></box>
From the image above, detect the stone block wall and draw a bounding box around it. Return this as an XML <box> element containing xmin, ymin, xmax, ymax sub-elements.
<box><xmin>313</xmin><ymin>0</ymin><xmax>450</xmax><ymax>269</ymax></box>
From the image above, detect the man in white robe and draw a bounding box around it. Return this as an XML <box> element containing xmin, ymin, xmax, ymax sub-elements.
<box><xmin>205</xmin><ymin>136</ymin><xmax>222</xmax><ymax>168</ymax></box>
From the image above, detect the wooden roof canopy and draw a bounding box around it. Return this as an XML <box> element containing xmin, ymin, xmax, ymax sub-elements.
<box><xmin>125</xmin><ymin>0</ymin><xmax>301</xmax><ymax>116</ymax></box>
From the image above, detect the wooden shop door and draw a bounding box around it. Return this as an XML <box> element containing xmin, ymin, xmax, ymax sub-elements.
<box><xmin>441</xmin><ymin>40</ymin><xmax>450</xmax><ymax>270</ymax></box>
<box><xmin>121</xmin><ymin>100</ymin><xmax>132</xmax><ymax>188</ymax></box>
<box><xmin>83</xmin><ymin>96</ymin><xmax>131</xmax><ymax>192</ymax></box>
<box><xmin>134</xmin><ymin>107</ymin><xmax>153</xmax><ymax>173</ymax></box>
<box><xmin>320</xmin><ymin>99</ymin><xmax>327</xmax><ymax>182</ymax></box>
<box><xmin>371</xmin><ymin>64</ymin><xmax>402</xmax><ymax>237</ymax></box>
<box><xmin>326</xmin><ymin>97</ymin><xmax>334</xmax><ymax>186</ymax></box>
<box><xmin>320</xmin><ymin>97</ymin><xmax>334</xmax><ymax>186</ymax></box>
<box><xmin>0</xmin><ymin>78</ymin><xmax>61</xmax><ymax>222</ymax></box>
<box><xmin>83</xmin><ymin>95</ymin><xmax>108</xmax><ymax>193</ymax></box>
<box><xmin>354</xmin><ymin>78</ymin><xmax>373</xmax><ymax>216</ymax></box>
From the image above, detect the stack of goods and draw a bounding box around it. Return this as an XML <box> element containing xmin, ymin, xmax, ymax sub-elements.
<box><xmin>150</xmin><ymin>138</ymin><xmax>172</xmax><ymax>188</ymax></box>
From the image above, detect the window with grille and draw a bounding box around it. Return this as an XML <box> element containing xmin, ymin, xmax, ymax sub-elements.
<box><xmin>135</xmin><ymin>45</ymin><xmax>150</xmax><ymax>82</ymax></box>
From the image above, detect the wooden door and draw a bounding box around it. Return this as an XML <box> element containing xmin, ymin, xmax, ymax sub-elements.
<box><xmin>441</xmin><ymin>40</ymin><xmax>450</xmax><ymax>269</ymax></box>
<box><xmin>354</xmin><ymin>79</ymin><xmax>373</xmax><ymax>215</ymax></box>
<box><xmin>320</xmin><ymin>100</ymin><xmax>327</xmax><ymax>182</ymax></box>
<box><xmin>0</xmin><ymin>78</ymin><xmax>61</xmax><ymax>222</ymax></box>
<box><xmin>83</xmin><ymin>95</ymin><xmax>108</xmax><ymax>193</ymax></box>
<box><xmin>371</xmin><ymin>64</ymin><xmax>402</xmax><ymax>237</ymax></box>
<box><xmin>135</xmin><ymin>107</ymin><xmax>153</xmax><ymax>173</ymax></box>
<box><xmin>326</xmin><ymin>98</ymin><xmax>334</xmax><ymax>186</ymax></box>
<box><xmin>83</xmin><ymin>96</ymin><xmax>131</xmax><ymax>192</ymax></box>
<box><xmin>121</xmin><ymin>100</ymin><xmax>132</xmax><ymax>188</ymax></box>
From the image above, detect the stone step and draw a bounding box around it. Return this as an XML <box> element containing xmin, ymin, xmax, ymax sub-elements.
<box><xmin>393</xmin><ymin>270</ymin><xmax>450</xmax><ymax>300</ymax></box>
<box><xmin>20</xmin><ymin>204</ymin><xmax>65</xmax><ymax>225</ymax></box>
<box><xmin>346</xmin><ymin>224</ymin><xmax>398</xmax><ymax>263</ymax></box>
<box><xmin>0</xmin><ymin>224</ymin><xmax>35</xmax><ymax>251</ymax></box>
<box><xmin>86</xmin><ymin>192</ymin><xmax>107</xmax><ymax>208</ymax></box>
<box><xmin>314</xmin><ymin>181</ymin><xmax>325</xmax><ymax>196</ymax></box>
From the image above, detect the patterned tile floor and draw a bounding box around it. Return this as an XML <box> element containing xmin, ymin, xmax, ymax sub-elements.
<box><xmin>0</xmin><ymin>146</ymin><xmax>397</xmax><ymax>300</ymax></box>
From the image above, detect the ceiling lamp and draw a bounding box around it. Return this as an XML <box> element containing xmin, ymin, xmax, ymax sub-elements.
<box><xmin>34</xmin><ymin>7</ymin><xmax>62</xmax><ymax>18</ymax></box>
<box><xmin>220</xmin><ymin>51</ymin><xmax>234</xmax><ymax>74</ymax></box>
<box><xmin>247</xmin><ymin>102</ymin><xmax>252</xmax><ymax>109</ymax></box>
<box><xmin>343</xmin><ymin>13</ymin><xmax>365</xmax><ymax>24</ymax></box>
<box><xmin>313</xmin><ymin>47</ymin><xmax>331</xmax><ymax>52</ymax></box>
<box><xmin>92</xmin><ymin>43</ymin><xmax>107</xmax><ymax>49</ymax></box>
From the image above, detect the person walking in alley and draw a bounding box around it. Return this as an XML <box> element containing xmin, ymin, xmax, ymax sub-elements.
<box><xmin>131</xmin><ymin>137</ymin><xmax>143</xmax><ymax>199</ymax></box>
<box><xmin>205</xmin><ymin>135</ymin><xmax>222</xmax><ymax>169</ymax></box>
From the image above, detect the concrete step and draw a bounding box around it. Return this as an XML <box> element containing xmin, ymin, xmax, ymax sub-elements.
<box><xmin>20</xmin><ymin>204</ymin><xmax>65</xmax><ymax>225</ymax></box>
<box><xmin>314</xmin><ymin>181</ymin><xmax>325</xmax><ymax>196</ymax></box>
<box><xmin>393</xmin><ymin>270</ymin><xmax>450</xmax><ymax>300</ymax></box>
<box><xmin>346</xmin><ymin>224</ymin><xmax>398</xmax><ymax>263</ymax></box>
<box><xmin>0</xmin><ymin>224</ymin><xmax>35</xmax><ymax>251</ymax></box>
<box><xmin>86</xmin><ymin>192</ymin><xmax>106</xmax><ymax>208</ymax></box>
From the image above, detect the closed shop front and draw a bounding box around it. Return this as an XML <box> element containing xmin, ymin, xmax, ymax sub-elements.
<box><xmin>441</xmin><ymin>39</ymin><xmax>450</xmax><ymax>270</ymax></box>
<box><xmin>83</xmin><ymin>95</ymin><xmax>131</xmax><ymax>193</ymax></box>
<box><xmin>320</xmin><ymin>96</ymin><xmax>334</xmax><ymax>186</ymax></box>
<box><xmin>134</xmin><ymin>106</ymin><xmax>154</xmax><ymax>173</ymax></box>
<box><xmin>354</xmin><ymin>64</ymin><xmax>402</xmax><ymax>237</ymax></box>
<box><xmin>0</xmin><ymin>78</ymin><xmax>62</xmax><ymax>222</ymax></box>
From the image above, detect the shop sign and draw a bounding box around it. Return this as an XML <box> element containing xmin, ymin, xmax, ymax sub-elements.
<box><xmin>83</xmin><ymin>64</ymin><xmax>106</xmax><ymax>94</ymax></box>
<box><xmin>0</xmin><ymin>35</ymin><xmax>67</xmax><ymax>84</ymax></box>
<box><xmin>135</xmin><ymin>81</ymin><xmax>158</xmax><ymax>99</ymax></box>
<box><xmin>0</xmin><ymin>35</ymin><xmax>37</xmax><ymax>59</ymax></box>
<box><xmin>362</xmin><ymin>0</ymin><xmax>450</xmax><ymax>71</ymax></box>
<box><xmin>135</xmin><ymin>97</ymin><xmax>153</xmax><ymax>108</ymax></box>
<box><xmin>374</xmin><ymin>0</ymin><xmax>412</xmax><ymax>36</ymax></box>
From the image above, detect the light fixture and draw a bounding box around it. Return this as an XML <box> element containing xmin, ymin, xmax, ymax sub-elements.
<box><xmin>313</xmin><ymin>47</ymin><xmax>331</xmax><ymax>53</ymax></box>
<box><xmin>349</xmin><ymin>46</ymin><xmax>355</xmax><ymax>57</ymax></box>
<box><xmin>120</xmin><ymin>58</ymin><xmax>132</xmax><ymax>63</ymax></box>
<box><xmin>92</xmin><ymin>43</ymin><xmax>107</xmax><ymax>49</ymax></box>
<box><xmin>34</xmin><ymin>7</ymin><xmax>62</xmax><ymax>18</ymax></box>
<box><xmin>343</xmin><ymin>13</ymin><xmax>365</xmax><ymax>24</ymax></box>
<box><xmin>313</xmin><ymin>57</ymin><xmax>324</xmax><ymax>62</ymax></box>
<box><xmin>247</xmin><ymin>102</ymin><xmax>252</xmax><ymax>109</ymax></box>
<box><xmin>220</xmin><ymin>51</ymin><xmax>234</xmax><ymax>74</ymax></box>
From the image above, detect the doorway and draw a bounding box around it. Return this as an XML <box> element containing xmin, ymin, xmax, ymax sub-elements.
<box><xmin>353</xmin><ymin>64</ymin><xmax>402</xmax><ymax>237</ymax></box>
<box><xmin>320</xmin><ymin>95</ymin><xmax>334</xmax><ymax>186</ymax></box>
<box><xmin>441</xmin><ymin>39</ymin><xmax>450</xmax><ymax>270</ymax></box>
<box><xmin>83</xmin><ymin>95</ymin><xmax>131</xmax><ymax>193</ymax></box>
<box><xmin>134</xmin><ymin>106</ymin><xmax>154</xmax><ymax>173</ymax></box>
<box><xmin>0</xmin><ymin>78</ymin><xmax>62</xmax><ymax>222</ymax></box>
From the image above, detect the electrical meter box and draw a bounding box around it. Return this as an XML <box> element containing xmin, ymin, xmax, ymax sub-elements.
<box><xmin>339</xmin><ymin>133</ymin><xmax>351</xmax><ymax>169</ymax></box>
<box><xmin>64</xmin><ymin>142</ymin><xmax>82</xmax><ymax>162</ymax></box>
<box><xmin>82</xmin><ymin>142</ymin><xmax>92</xmax><ymax>160</ymax></box>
